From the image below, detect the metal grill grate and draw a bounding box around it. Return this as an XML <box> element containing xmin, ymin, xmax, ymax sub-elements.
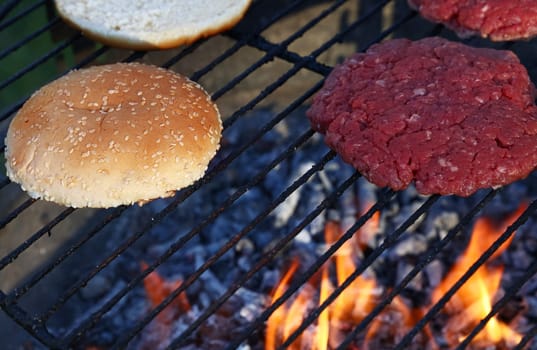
<box><xmin>1</xmin><ymin>0</ymin><xmax>537</xmax><ymax>349</ymax></box>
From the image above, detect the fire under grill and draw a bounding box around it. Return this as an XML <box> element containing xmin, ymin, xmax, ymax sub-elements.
<box><xmin>2</xmin><ymin>0</ymin><xmax>537</xmax><ymax>349</ymax></box>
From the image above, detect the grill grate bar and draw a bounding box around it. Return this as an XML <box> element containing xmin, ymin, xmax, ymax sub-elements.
<box><xmin>393</xmin><ymin>195</ymin><xmax>537</xmax><ymax>350</ymax></box>
<box><xmin>189</xmin><ymin>0</ymin><xmax>310</xmax><ymax>82</ymax></box>
<box><xmin>456</xmin><ymin>257</ymin><xmax>537</xmax><ymax>349</ymax></box>
<box><xmin>0</xmin><ymin>207</ymin><xmax>74</xmax><ymax>272</ymax></box>
<box><xmin>0</xmin><ymin>16</ymin><xmax>61</xmax><ymax>61</ymax></box>
<box><xmin>170</xmin><ymin>171</ymin><xmax>366</xmax><ymax>350</ymax></box>
<box><xmin>0</xmin><ymin>0</ymin><xmax>21</xmax><ymax>24</ymax></box>
<box><xmin>0</xmin><ymin>31</ymin><xmax>81</xmax><ymax>92</ymax></box>
<box><xmin>113</xmin><ymin>130</ymin><xmax>328</xmax><ymax>348</ymax></box>
<box><xmin>0</xmin><ymin>198</ymin><xmax>36</xmax><ymax>231</ymax></box>
<box><xmin>0</xmin><ymin>291</ymin><xmax>59</xmax><ymax>347</ymax></box>
<box><xmin>223</xmin><ymin>187</ymin><xmax>396</xmax><ymax>350</ymax></box>
<box><xmin>334</xmin><ymin>189</ymin><xmax>500</xmax><ymax>350</ymax></box>
<box><xmin>10</xmin><ymin>207</ymin><xmax>127</xmax><ymax>301</ymax></box>
<box><xmin>279</xmin><ymin>194</ymin><xmax>440</xmax><ymax>349</ymax></box>
<box><xmin>226</xmin><ymin>32</ymin><xmax>331</xmax><ymax>76</ymax></box>
<box><xmin>210</xmin><ymin>0</ymin><xmax>354</xmax><ymax>103</ymax></box>
<box><xmin>0</xmin><ymin>0</ymin><xmax>45</xmax><ymax>31</ymax></box>
<box><xmin>64</xmin><ymin>79</ymin><xmax>326</xmax><ymax>345</ymax></box>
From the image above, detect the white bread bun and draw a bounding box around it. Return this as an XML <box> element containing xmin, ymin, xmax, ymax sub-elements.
<box><xmin>5</xmin><ymin>63</ymin><xmax>222</xmax><ymax>208</ymax></box>
<box><xmin>54</xmin><ymin>0</ymin><xmax>252</xmax><ymax>50</ymax></box>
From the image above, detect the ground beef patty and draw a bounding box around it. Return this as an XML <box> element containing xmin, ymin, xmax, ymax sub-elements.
<box><xmin>408</xmin><ymin>0</ymin><xmax>537</xmax><ymax>41</ymax></box>
<box><xmin>307</xmin><ymin>37</ymin><xmax>537</xmax><ymax>196</ymax></box>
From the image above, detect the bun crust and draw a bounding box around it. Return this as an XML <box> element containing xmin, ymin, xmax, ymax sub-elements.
<box><xmin>54</xmin><ymin>0</ymin><xmax>252</xmax><ymax>50</ymax></box>
<box><xmin>5</xmin><ymin>63</ymin><xmax>222</xmax><ymax>208</ymax></box>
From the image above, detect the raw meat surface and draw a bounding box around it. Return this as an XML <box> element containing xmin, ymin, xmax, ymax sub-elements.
<box><xmin>408</xmin><ymin>0</ymin><xmax>537</xmax><ymax>41</ymax></box>
<box><xmin>307</xmin><ymin>37</ymin><xmax>537</xmax><ymax>196</ymax></box>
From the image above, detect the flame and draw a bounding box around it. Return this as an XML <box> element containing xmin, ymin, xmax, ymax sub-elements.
<box><xmin>266</xmin><ymin>206</ymin><xmax>381</xmax><ymax>350</ymax></box>
<box><xmin>265</xmin><ymin>203</ymin><xmax>525</xmax><ymax>349</ymax></box>
<box><xmin>432</xmin><ymin>204</ymin><xmax>526</xmax><ymax>346</ymax></box>
<box><xmin>325</xmin><ymin>221</ymin><xmax>377</xmax><ymax>324</ymax></box>
<box><xmin>266</xmin><ymin>260</ymin><xmax>300</xmax><ymax>350</ymax></box>
<box><xmin>314</xmin><ymin>266</ymin><xmax>331</xmax><ymax>350</ymax></box>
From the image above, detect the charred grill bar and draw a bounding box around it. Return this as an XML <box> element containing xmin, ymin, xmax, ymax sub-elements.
<box><xmin>1</xmin><ymin>0</ymin><xmax>537</xmax><ymax>349</ymax></box>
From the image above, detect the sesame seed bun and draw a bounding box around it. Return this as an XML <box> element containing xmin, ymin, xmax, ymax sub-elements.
<box><xmin>54</xmin><ymin>0</ymin><xmax>252</xmax><ymax>50</ymax></box>
<box><xmin>4</xmin><ymin>63</ymin><xmax>222</xmax><ymax>208</ymax></box>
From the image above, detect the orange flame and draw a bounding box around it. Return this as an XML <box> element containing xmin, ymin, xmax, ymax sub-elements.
<box><xmin>265</xmin><ymin>203</ymin><xmax>524</xmax><ymax>349</ymax></box>
<box><xmin>432</xmin><ymin>204</ymin><xmax>526</xmax><ymax>347</ymax></box>
<box><xmin>325</xmin><ymin>220</ymin><xmax>377</xmax><ymax>324</ymax></box>
<box><xmin>266</xmin><ymin>205</ymin><xmax>381</xmax><ymax>350</ymax></box>
<box><xmin>315</xmin><ymin>266</ymin><xmax>331</xmax><ymax>350</ymax></box>
<box><xmin>266</xmin><ymin>260</ymin><xmax>300</xmax><ymax>350</ymax></box>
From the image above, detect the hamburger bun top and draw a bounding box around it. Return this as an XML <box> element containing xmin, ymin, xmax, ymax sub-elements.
<box><xmin>54</xmin><ymin>0</ymin><xmax>252</xmax><ymax>50</ymax></box>
<box><xmin>5</xmin><ymin>63</ymin><xmax>222</xmax><ymax>208</ymax></box>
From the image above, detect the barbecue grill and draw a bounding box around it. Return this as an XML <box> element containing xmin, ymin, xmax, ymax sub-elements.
<box><xmin>2</xmin><ymin>0</ymin><xmax>537</xmax><ymax>349</ymax></box>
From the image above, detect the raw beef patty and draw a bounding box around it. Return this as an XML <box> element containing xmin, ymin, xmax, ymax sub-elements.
<box><xmin>408</xmin><ymin>0</ymin><xmax>537</xmax><ymax>41</ymax></box>
<box><xmin>307</xmin><ymin>37</ymin><xmax>537</xmax><ymax>196</ymax></box>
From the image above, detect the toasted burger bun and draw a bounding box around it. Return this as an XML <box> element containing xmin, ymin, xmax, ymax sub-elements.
<box><xmin>5</xmin><ymin>63</ymin><xmax>222</xmax><ymax>208</ymax></box>
<box><xmin>54</xmin><ymin>0</ymin><xmax>252</xmax><ymax>50</ymax></box>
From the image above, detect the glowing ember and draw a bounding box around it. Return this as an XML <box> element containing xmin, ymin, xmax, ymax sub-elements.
<box><xmin>140</xmin><ymin>262</ymin><xmax>190</xmax><ymax>323</ymax></box>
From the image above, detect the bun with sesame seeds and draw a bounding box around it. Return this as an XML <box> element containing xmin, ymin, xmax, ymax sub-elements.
<box><xmin>4</xmin><ymin>63</ymin><xmax>222</xmax><ymax>208</ymax></box>
<box><xmin>54</xmin><ymin>0</ymin><xmax>252</xmax><ymax>50</ymax></box>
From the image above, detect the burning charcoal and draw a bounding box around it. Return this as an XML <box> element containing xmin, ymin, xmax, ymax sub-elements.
<box><xmin>236</xmin><ymin>344</ymin><xmax>252</xmax><ymax>350</ymax></box>
<box><xmin>271</xmin><ymin>181</ymin><xmax>301</xmax><ymax>229</ymax></box>
<box><xmin>396</xmin><ymin>261</ymin><xmax>424</xmax><ymax>291</ymax></box>
<box><xmin>393</xmin><ymin>234</ymin><xmax>429</xmax><ymax>257</ymax></box>
<box><xmin>506</xmin><ymin>249</ymin><xmax>533</xmax><ymax>270</ymax></box>
<box><xmin>522</xmin><ymin>235</ymin><xmax>537</xmax><ymax>255</ymax></box>
<box><xmin>426</xmin><ymin>211</ymin><xmax>459</xmax><ymax>241</ymax></box>
<box><xmin>239</xmin><ymin>304</ymin><xmax>258</xmax><ymax>323</ymax></box>
<box><xmin>483</xmin><ymin>182</ymin><xmax>528</xmax><ymax>216</ymax></box>
<box><xmin>199</xmin><ymin>269</ymin><xmax>226</xmax><ymax>298</ymax></box>
<box><xmin>198</xmin><ymin>292</ymin><xmax>212</xmax><ymax>309</ymax></box>
<box><xmin>216</xmin><ymin>296</ymin><xmax>243</xmax><ymax>319</ymax></box>
<box><xmin>206</xmin><ymin>187</ymin><xmax>270</xmax><ymax>243</ymax></box>
<box><xmin>237</xmin><ymin>256</ymin><xmax>252</xmax><ymax>271</ymax></box>
<box><xmin>235</xmin><ymin>238</ymin><xmax>255</xmax><ymax>255</ymax></box>
<box><xmin>232</xmin><ymin>289</ymin><xmax>267</xmax><ymax>330</ymax></box>
<box><xmin>525</xmin><ymin>296</ymin><xmax>537</xmax><ymax>319</ymax></box>
<box><xmin>260</xmin><ymin>269</ymin><xmax>280</xmax><ymax>294</ymax></box>
<box><xmin>424</xmin><ymin>259</ymin><xmax>444</xmax><ymax>288</ymax></box>
<box><xmin>295</xmin><ymin>227</ymin><xmax>313</xmax><ymax>244</ymax></box>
